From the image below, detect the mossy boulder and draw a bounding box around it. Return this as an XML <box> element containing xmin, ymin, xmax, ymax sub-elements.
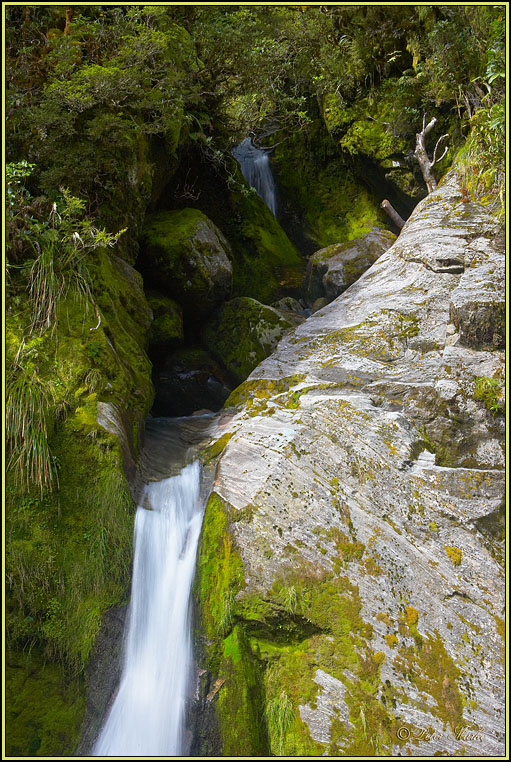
<box><xmin>304</xmin><ymin>229</ymin><xmax>396</xmax><ymax>303</ymax></box>
<box><xmin>228</xmin><ymin>184</ymin><xmax>305</xmax><ymax>302</ymax></box>
<box><xmin>147</xmin><ymin>292</ymin><xmax>184</xmax><ymax>354</ymax></box>
<box><xmin>139</xmin><ymin>208</ymin><xmax>233</xmax><ymax>319</ymax></box>
<box><xmin>201</xmin><ymin>297</ymin><xmax>297</xmax><ymax>385</ymax></box>
<box><xmin>164</xmin><ymin>156</ymin><xmax>305</xmax><ymax>304</ymax></box>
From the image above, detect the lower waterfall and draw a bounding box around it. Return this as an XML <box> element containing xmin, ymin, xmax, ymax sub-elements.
<box><xmin>93</xmin><ymin>460</ymin><xmax>204</xmax><ymax>756</ymax></box>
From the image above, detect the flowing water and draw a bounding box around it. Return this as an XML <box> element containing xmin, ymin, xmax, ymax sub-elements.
<box><xmin>233</xmin><ymin>137</ymin><xmax>277</xmax><ymax>215</ymax></box>
<box><xmin>93</xmin><ymin>436</ymin><xmax>207</xmax><ymax>755</ymax></box>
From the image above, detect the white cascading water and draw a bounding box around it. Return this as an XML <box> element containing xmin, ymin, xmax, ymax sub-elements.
<box><xmin>93</xmin><ymin>461</ymin><xmax>203</xmax><ymax>756</ymax></box>
<box><xmin>233</xmin><ymin>137</ymin><xmax>277</xmax><ymax>215</ymax></box>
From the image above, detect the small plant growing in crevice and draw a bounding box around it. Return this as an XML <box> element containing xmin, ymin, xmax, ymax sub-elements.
<box><xmin>266</xmin><ymin>689</ymin><xmax>294</xmax><ymax>755</ymax></box>
<box><xmin>473</xmin><ymin>376</ymin><xmax>503</xmax><ymax>415</ymax></box>
<box><xmin>217</xmin><ymin>588</ymin><xmax>235</xmax><ymax>636</ymax></box>
<box><xmin>281</xmin><ymin>585</ymin><xmax>298</xmax><ymax>614</ymax></box>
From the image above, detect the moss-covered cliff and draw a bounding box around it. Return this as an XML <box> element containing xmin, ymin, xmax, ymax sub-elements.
<box><xmin>5</xmin><ymin>248</ymin><xmax>154</xmax><ymax>756</ymax></box>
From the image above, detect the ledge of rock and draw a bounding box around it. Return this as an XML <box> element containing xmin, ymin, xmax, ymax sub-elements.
<box><xmin>196</xmin><ymin>170</ymin><xmax>505</xmax><ymax>756</ymax></box>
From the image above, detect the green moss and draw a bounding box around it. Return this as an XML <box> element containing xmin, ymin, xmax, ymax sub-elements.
<box><xmin>272</xmin><ymin>126</ymin><xmax>386</xmax><ymax>248</ymax></box>
<box><xmin>404</xmin><ymin>606</ymin><xmax>419</xmax><ymax>626</ymax></box>
<box><xmin>215</xmin><ymin>625</ymin><xmax>268</xmax><ymax>755</ymax></box>
<box><xmin>397</xmin><ymin>313</ymin><xmax>420</xmax><ymax>340</ymax></box>
<box><xmin>195</xmin><ymin>493</ymin><xmax>270</xmax><ymax>755</ymax></box>
<box><xmin>201</xmin><ymin>432</ymin><xmax>234</xmax><ymax>463</ymax></box>
<box><xmin>227</xmin><ymin>182</ymin><xmax>304</xmax><ymax>302</ymax></box>
<box><xmin>139</xmin><ymin>208</ymin><xmax>231</xmax><ymax>315</ymax></box>
<box><xmin>395</xmin><ymin>630</ymin><xmax>465</xmax><ymax>731</ymax></box>
<box><xmin>195</xmin><ymin>492</ymin><xmax>245</xmax><ymax>643</ymax></box>
<box><xmin>147</xmin><ymin>293</ymin><xmax>183</xmax><ymax>349</ymax></box>
<box><xmin>473</xmin><ymin>376</ymin><xmax>503</xmax><ymax>415</ymax></box>
<box><xmin>226</xmin><ymin>374</ymin><xmax>306</xmax><ymax>415</ymax></box>
<box><xmin>385</xmin><ymin>633</ymin><xmax>399</xmax><ymax>648</ymax></box>
<box><xmin>5</xmin><ymin>649</ymin><xmax>85</xmax><ymax>757</ymax></box>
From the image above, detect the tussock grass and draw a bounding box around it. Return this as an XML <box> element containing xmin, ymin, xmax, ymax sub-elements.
<box><xmin>266</xmin><ymin>689</ymin><xmax>294</xmax><ymax>755</ymax></box>
<box><xmin>6</xmin><ymin>362</ymin><xmax>58</xmax><ymax>493</ymax></box>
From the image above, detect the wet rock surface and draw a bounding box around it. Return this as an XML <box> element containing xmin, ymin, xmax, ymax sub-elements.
<box><xmin>197</xmin><ymin>171</ymin><xmax>505</xmax><ymax>756</ymax></box>
<box><xmin>151</xmin><ymin>347</ymin><xmax>232</xmax><ymax>417</ymax></box>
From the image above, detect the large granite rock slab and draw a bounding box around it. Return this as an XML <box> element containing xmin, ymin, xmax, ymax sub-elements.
<box><xmin>194</xmin><ymin>171</ymin><xmax>505</xmax><ymax>757</ymax></box>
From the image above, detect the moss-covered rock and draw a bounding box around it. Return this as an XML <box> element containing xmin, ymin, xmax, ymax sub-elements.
<box><xmin>201</xmin><ymin>297</ymin><xmax>297</xmax><ymax>385</ymax></box>
<box><xmin>161</xmin><ymin>156</ymin><xmax>304</xmax><ymax>304</ymax></box>
<box><xmin>271</xmin><ymin>127</ymin><xmax>388</xmax><ymax>249</ymax></box>
<box><xmin>304</xmin><ymin>229</ymin><xmax>396</xmax><ymax>303</ymax></box>
<box><xmin>5</xmin><ymin>649</ymin><xmax>85</xmax><ymax>757</ymax></box>
<box><xmin>138</xmin><ymin>208</ymin><xmax>233</xmax><ymax>319</ymax></box>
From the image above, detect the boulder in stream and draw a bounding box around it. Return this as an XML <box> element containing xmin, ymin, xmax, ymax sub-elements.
<box><xmin>304</xmin><ymin>228</ymin><xmax>396</xmax><ymax>303</ymax></box>
<box><xmin>202</xmin><ymin>297</ymin><xmax>299</xmax><ymax>385</ymax></box>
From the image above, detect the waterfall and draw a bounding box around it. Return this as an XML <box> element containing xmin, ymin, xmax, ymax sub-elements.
<box><xmin>93</xmin><ymin>461</ymin><xmax>203</xmax><ymax>756</ymax></box>
<box><xmin>233</xmin><ymin>137</ymin><xmax>277</xmax><ymax>215</ymax></box>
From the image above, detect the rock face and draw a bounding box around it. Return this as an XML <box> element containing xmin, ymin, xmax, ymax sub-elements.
<box><xmin>139</xmin><ymin>208</ymin><xmax>233</xmax><ymax>318</ymax></box>
<box><xmin>201</xmin><ymin>297</ymin><xmax>301</xmax><ymax>385</ymax></box>
<box><xmin>194</xmin><ymin>172</ymin><xmax>505</xmax><ymax>757</ymax></box>
<box><xmin>304</xmin><ymin>229</ymin><xmax>396</xmax><ymax>303</ymax></box>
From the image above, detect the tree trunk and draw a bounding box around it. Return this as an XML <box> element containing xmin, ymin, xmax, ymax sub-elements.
<box><xmin>414</xmin><ymin>116</ymin><xmax>449</xmax><ymax>194</ymax></box>
<box><xmin>64</xmin><ymin>6</ymin><xmax>74</xmax><ymax>35</ymax></box>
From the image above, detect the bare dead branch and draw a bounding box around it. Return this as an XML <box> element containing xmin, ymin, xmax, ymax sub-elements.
<box><xmin>431</xmin><ymin>135</ymin><xmax>449</xmax><ymax>167</ymax></box>
<box><xmin>415</xmin><ymin>114</ymin><xmax>448</xmax><ymax>194</ymax></box>
<box><xmin>381</xmin><ymin>199</ymin><xmax>405</xmax><ymax>229</ymax></box>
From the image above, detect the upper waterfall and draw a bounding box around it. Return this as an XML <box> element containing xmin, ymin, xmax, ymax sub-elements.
<box><xmin>232</xmin><ymin>137</ymin><xmax>277</xmax><ymax>215</ymax></box>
